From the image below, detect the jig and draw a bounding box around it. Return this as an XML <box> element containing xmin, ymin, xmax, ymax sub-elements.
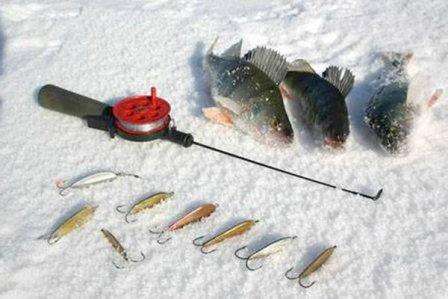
<box><xmin>193</xmin><ymin>219</ymin><xmax>259</xmax><ymax>254</ymax></box>
<box><xmin>235</xmin><ymin>236</ymin><xmax>297</xmax><ymax>271</ymax></box>
<box><xmin>46</xmin><ymin>204</ymin><xmax>96</xmax><ymax>245</ymax></box>
<box><xmin>149</xmin><ymin>203</ymin><xmax>217</xmax><ymax>244</ymax></box>
<box><xmin>116</xmin><ymin>192</ymin><xmax>174</xmax><ymax>223</ymax></box>
<box><xmin>57</xmin><ymin>171</ymin><xmax>140</xmax><ymax>196</ymax></box>
<box><xmin>285</xmin><ymin>245</ymin><xmax>337</xmax><ymax>288</ymax></box>
<box><xmin>100</xmin><ymin>228</ymin><xmax>145</xmax><ymax>269</ymax></box>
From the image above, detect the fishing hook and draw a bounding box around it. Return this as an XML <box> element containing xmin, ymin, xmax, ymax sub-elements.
<box><xmin>245</xmin><ymin>257</ymin><xmax>263</xmax><ymax>271</ymax></box>
<box><xmin>192</xmin><ymin>235</ymin><xmax>205</xmax><ymax>246</ymax></box>
<box><xmin>234</xmin><ymin>246</ymin><xmax>250</xmax><ymax>260</ymax></box>
<box><xmin>200</xmin><ymin>246</ymin><xmax>216</xmax><ymax>254</ymax></box>
<box><xmin>192</xmin><ymin>236</ymin><xmax>217</xmax><ymax>254</ymax></box>
<box><xmin>115</xmin><ymin>205</ymin><xmax>137</xmax><ymax>223</ymax></box>
<box><xmin>130</xmin><ymin>251</ymin><xmax>146</xmax><ymax>263</ymax></box>
<box><xmin>47</xmin><ymin>236</ymin><xmax>60</xmax><ymax>245</ymax></box>
<box><xmin>149</xmin><ymin>228</ymin><xmax>172</xmax><ymax>244</ymax></box>
<box><xmin>284</xmin><ymin>267</ymin><xmax>315</xmax><ymax>288</ymax></box>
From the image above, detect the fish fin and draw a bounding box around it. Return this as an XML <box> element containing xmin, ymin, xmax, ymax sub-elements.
<box><xmin>426</xmin><ymin>89</ymin><xmax>443</xmax><ymax>108</ymax></box>
<box><xmin>207</xmin><ymin>37</ymin><xmax>219</xmax><ymax>56</ymax></box>
<box><xmin>222</xmin><ymin>39</ymin><xmax>243</xmax><ymax>58</ymax></box>
<box><xmin>288</xmin><ymin>59</ymin><xmax>316</xmax><ymax>74</ymax></box>
<box><xmin>322</xmin><ymin>66</ymin><xmax>355</xmax><ymax>97</ymax></box>
<box><xmin>202</xmin><ymin>107</ymin><xmax>233</xmax><ymax>126</ymax></box>
<box><xmin>243</xmin><ymin>47</ymin><xmax>288</xmax><ymax>85</ymax></box>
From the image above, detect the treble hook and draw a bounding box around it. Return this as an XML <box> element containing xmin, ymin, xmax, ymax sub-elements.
<box><xmin>115</xmin><ymin>205</ymin><xmax>137</xmax><ymax>223</ymax></box>
<box><xmin>130</xmin><ymin>251</ymin><xmax>146</xmax><ymax>263</ymax></box>
<box><xmin>234</xmin><ymin>246</ymin><xmax>263</xmax><ymax>271</ymax></box>
<box><xmin>192</xmin><ymin>237</ymin><xmax>216</xmax><ymax>254</ymax></box>
<box><xmin>149</xmin><ymin>228</ymin><xmax>172</xmax><ymax>244</ymax></box>
<box><xmin>285</xmin><ymin>268</ymin><xmax>315</xmax><ymax>288</ymax></box>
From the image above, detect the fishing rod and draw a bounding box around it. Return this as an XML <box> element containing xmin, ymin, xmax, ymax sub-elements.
<box><xmin>37</xmin><ymin>85</ymin><xmax>383</xmax><ymax>201</ymax></box>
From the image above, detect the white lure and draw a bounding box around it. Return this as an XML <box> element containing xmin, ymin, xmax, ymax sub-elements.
<box><xmin>57</xmin><ymin>171</ymin><xmax>140</xmax><ymax>196</ymax></box>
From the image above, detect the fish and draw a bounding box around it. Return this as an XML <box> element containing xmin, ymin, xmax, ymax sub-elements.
<box><xmin>149</xmin><ymin>203</ymin><xmax>217</xmax><ymax>244</ymax></box>
<box><xmin>285</xmin><ymin>245</ymin><xmax>336</xmax><ymax>288</ymax></box>
<box><xmin>193</xmin><ymin>219</ymin><xmax>258</xmax><ymax>254</ymax></box>
<box><xmin>364</xmin><ymin>52</ymin><xmax>443</xmax><ymax>154</ymax></box>
<box><xmin>100</xmin><ymin>228</ymin><xmax>145</xmax><ymax>268</ymax></box>
<box><xmin>46</xmin><ymin>204</ymin><xmax>96</xmax><ymax>244</ymax></box>
<box><xmin>279</xmin><ymin>60</ymin><xmax>354</xmax><ymax>148</ymax></box>
<box><xmin>116</xmin><ymin>192</ymin><xmax>174</xmax><ymax>223</ymax></box>
<box><xmin>56</xmin><ymin>171</ymin><xmax>140</xmax><ymax>196</ymax></box>
<box><xmin>234</xmin><ymin>236</ymin><xmax>297</xmax><ymax>271</ymax></box>
<box><xmin>203</xmin><ymin>38</ymin><xmax>293</xmax><ymax>145</ymax></box>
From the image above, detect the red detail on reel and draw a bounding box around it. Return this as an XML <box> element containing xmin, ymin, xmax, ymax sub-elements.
<box><xmin>112</xmin><ymin>87</ymin><xmax>171</xmax><ymax>135</ymax></box>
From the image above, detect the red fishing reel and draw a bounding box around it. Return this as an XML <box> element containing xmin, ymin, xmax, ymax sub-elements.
<box><xmin>38</xmin><ymin>84</ymin><xmax>194</xmax><ymax>146</ymax></box>
<box><xmin>113</xmin><ymin>87</ymin><xmax>171</xmax><ymax>136</ymax></box>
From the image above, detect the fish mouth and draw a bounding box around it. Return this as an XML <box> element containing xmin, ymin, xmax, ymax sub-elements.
<box><xmin>324</xmin><ymin>137</ymin><xmax>345</xmax><ymax>149</ymax></box>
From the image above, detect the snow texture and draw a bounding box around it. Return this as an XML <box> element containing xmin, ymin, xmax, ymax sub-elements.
<box><xmin>0</xmin><ymin>0</ymin><xmax>447</xmax><ymax>297</ymax></box>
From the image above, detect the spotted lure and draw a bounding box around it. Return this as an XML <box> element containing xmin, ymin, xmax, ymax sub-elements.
<box><xmin>46</xmin><ymin>204</ymin><xmax>96</xmax><ymax>244</ymax></box>
<box><xmin>57</xmin><ymin>171</ymin><xmax>140</xmax><ymax>196</ymax></box>
<box><xmin>116</xmin><ymin>192</ymin><xmax>174</xmax><ymax>223</ymax></box>
<box><xmin>193</xmin><ymin>219</ymin><xmax>258</xmax><ymax>254</ymax></box>
<box><xmin>235</xmin><ymin>236</ymin><xmax>297</xmax><ymax>271</ymax></box>
<box><xmin>285</xmin><ymin>245</ymin><xmax>337</xmax><ymax>288</ymax></box>
<box><xmin>100</xmin><ymin>228</ymin><xmax>145</xmax><ymax>269</ymax></box>
<box><xmin>149</xmin><ymin>203</ymin><xmax>217</xmax><ymax>244</ymax></box>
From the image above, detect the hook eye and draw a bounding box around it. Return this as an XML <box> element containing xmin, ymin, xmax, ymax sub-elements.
<box><xmin>115</xmin><ymin>205</ymin><xmax>128</xmax><ymax>214</ymax></box>
<box><xmin>284</xmin><ymin>267</ymin><xmax>300</xmax><ymax>280</ymax></box>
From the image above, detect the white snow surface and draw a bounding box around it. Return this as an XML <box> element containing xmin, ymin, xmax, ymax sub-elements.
<box><xmin>1</xmin><ymin>0</ymin><xmax>447</xmax><ymax>297</ymax></box>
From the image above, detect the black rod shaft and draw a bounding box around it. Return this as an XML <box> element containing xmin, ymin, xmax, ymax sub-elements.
<box><xmin>192</xmin><ymin>141</ymin><xmax>382</xmax><ymax>201</ymax></box>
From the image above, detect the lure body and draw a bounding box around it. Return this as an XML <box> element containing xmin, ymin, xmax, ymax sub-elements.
<box><xmin>47</xmin><ymin>205</ymin><xmax>96</xmax><ymax>244</ymax></box>
<box><xmin>117</xmin><ymin>192</ymin><xmax>174</xmax><ymax>223</ymax></box>
<box><xmin>235</xmin><ymin>236</ymin><xmax>297</xmax><ymax>270</ymax></box>
<box><xmin>285</xmin><ymin>245</ymin><xmax>336</xmax><ymax>288</ymax></box>
<box><xmin>58</xmin><ymin>171</ymin><xmax>139</xmax><ymax>196</ymax></box>
<box><xmin>149</xmin><ymin>203</ymin><xmax>217</xmax><ymax>244</ymax></box>
<box><xmin>100</xmin><ymin>228</ymin><xmax>145</xmax><ymax>268</ymax></box>
<box><xmin>194</xmin><ymin>220</ymin><xmax>258</xmax><ymax>253</ymax></box>
<box><xmin>168</xmin><ymin>203</ymin><xmax>217</xmax><ymax>231</ymax></box>
<box><xmin>101</xmin><ymin>228</ymin><xmax>128</xmax><ymax>261</ymax></box>
<box><xmin>249</xmin><ymin>236</ymin><xmax>296</xmax><ymax>259</ymax></box>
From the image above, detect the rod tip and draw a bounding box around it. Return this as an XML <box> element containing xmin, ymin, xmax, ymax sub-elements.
<box><xmin>373</xmin><ymin>189</ymin><xmax>383</xmax><ymax>201</ymax></box>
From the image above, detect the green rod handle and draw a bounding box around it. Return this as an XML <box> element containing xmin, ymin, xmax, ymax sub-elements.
<box><xmin>38</xmin><ymin>84</ymin><xmax>110</xmax><ymax>119</ymax></box>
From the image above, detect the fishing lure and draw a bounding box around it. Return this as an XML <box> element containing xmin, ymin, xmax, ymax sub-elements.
<box><xmin>116</xmin><ymin>192</ymin><xmax>174</xmax><ymax>223</ymax></box>
<box><xmin>46</xmin><ymin>204</ymin><xmax>96</xmax><ymax>245</ymax></box>
<box><xmin>100</xmin><ymin>228</ymin><xmax>145</xmax><ymax>269</ymax></box>
<box><xmin>235</xmin><ymin>236</ymin><xmax>297</xmax><ymax>271</ymax></box>
<box><xmin>149</xmin><ymin>203</ymin><xmax>217</xmax><ymax>244</ymax></box>
<box><xmin>56</xmin><ymin>171</ymin><xmax>140</xmax><ymax>196</ymax></box>
<box><xmin>193</xmin><ymin>220</ymin><xmax>259</xmax><ymax>254</ymax></box>
<box><xmin>285</xmin><ymin>245</ymin><xmax>337</xmax><ymax>288</ymax></box>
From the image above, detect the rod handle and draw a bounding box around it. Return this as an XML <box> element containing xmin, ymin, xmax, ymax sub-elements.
<box><xmin>164</xmin><ymin>129</ymin><xmax>194</xmax><ymax>147</ymax></box>
<box><xmin>38</xmin><ymin>84</ymin><xmax>110</xmax><ymax>119</ymax></box>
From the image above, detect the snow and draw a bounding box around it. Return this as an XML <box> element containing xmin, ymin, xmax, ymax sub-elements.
<box><xmin>0</xmin><ymin>0</ymin><xmax>447</xmax><ymax>297</ymax></box>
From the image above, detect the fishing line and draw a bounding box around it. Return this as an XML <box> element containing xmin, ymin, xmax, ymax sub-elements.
<box><xmin>192</xmin><ymin>141</ymin><xmax>382</xmax><ymax>200</ymax></box>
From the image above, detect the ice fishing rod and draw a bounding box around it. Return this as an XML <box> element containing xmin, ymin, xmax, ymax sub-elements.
<box><xmin>37</xmin><ymin>85</ymin><xmax>382</xmax><ymax>201</ymax></box>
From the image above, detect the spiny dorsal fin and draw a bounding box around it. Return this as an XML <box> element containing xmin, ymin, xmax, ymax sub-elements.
<box><xmin>322</xmin><ymin>66</ymin><xmax>355</xmax><ymax>97</ymax></box>
<box><xmin>222</xmin><ymin>39</ymin><xmax>243</xmax><ymax>58</ymax></box>
<box><xmin>288</xmin><ymin>59</ymin><xmax>316</xmax><ymax>74</ymax></box>
<box><xmin>243</xmin><ymin>47</ymin><xmax>288</xmax><ymax>85</ymax></box>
